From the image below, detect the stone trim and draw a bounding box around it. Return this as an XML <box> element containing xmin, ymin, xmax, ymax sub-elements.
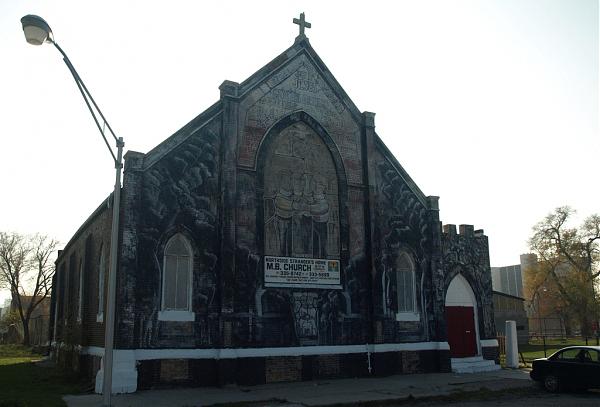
<box><xmin>157</xmin><ymin>310</ymin><xmax>195</xmax><ymax>322</ymax></box>
<box><xmin>396</xmin><ymin>312</ymin><xmax>421</xmax><ymax>322</ymax></box>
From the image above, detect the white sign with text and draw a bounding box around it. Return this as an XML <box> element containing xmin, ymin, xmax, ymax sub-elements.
<box><xmin>264</xmin><ymin>256</ymin><xmax>341</xmax><ymax>289</ymax></box>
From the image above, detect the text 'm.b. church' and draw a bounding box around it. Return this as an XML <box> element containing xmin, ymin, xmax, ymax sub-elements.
<box><xmin>49</xmin><ymin>14</ymin><xmax>498</xmax><ymax>393</ymax></box>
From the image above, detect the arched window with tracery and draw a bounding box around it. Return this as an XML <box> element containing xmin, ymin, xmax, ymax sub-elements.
<box><xmin>159</xmin><ymin>234</ymin><xmax>195</xmax><ymax>321</ymax></box>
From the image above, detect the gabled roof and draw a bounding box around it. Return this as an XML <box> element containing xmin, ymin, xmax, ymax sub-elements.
<box><xmin>140</xmin><ymin>33</ymin><xmax>429</xmax><ymax>205</ymax></box>
<box><xmin>142</xmin><ymin>35</ymin><xmax>366</xmax><ymax>169</ymax></box>
<box><xmin>237</xmin><ymin>36</ymin><xmax>364</xmax><ymax>124</ymax></box>
<box><xmin>143</xmin><ymin>100</ymin><xmax>222</xmax><ymax>170</ymax></box>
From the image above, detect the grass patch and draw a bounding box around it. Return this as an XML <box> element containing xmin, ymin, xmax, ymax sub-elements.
<box><xmin>0</xmin><ymin>345</ymin><xmax>41</xmax><ymax>359</ymax></box>
<box><xmin>499</xmin><ymin>337</ymin><xmax>599</xmax><ymax>368</ymax></box>
<box><xmin>0</xmin><ymin>345</ymin><xmax>86</xmax><ymax>407</ymax></box>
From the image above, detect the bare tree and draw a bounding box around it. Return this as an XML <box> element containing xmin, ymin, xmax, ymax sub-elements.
<box><xmin>529</xmin><ymin>207</ymin><xmax>600</xmax><ymax>336</ymax></box>
<box><xmin>0</xmin><ymin>232</ymin><xmax>58</xmax><ymax>346</ymax></box>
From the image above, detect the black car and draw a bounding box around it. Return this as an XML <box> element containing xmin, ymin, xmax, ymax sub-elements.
<box><xmin>530</xmin><ymin>345</ymin><xmax>600</xmax><ymax>392</ymax></box>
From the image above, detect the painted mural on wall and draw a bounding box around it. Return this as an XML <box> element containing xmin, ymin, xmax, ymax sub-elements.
<box><xmin>256</xmin><ymin>119</ymin><xmax>349</xmax><ymax>345</ymax></box>
<box><xmin>372</xmin><ymin>149</ymin><xmax>432</xmax><ymax>342</ymax></box>
<box><xmin>136</xmin><ymin>123</ymin><xmax>221</xmax><ymax>348</ymax></box>
<box><xmin>233</xmin><ymin>53</ymin><xmax>369</xmax><ymax>347</ymax></box>
<box><xmin>240</xmin><ymin>55</ymin><xmax>363</xmax><ymax>185</ymax></box>
<box><xmin>263</xmin><ymin>122</ymin><xmax>340</xmax><ymax>260</ymax></box>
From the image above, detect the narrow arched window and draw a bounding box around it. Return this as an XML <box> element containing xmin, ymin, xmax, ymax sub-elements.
<box><xmin>162</xmin><ymin>234</ymin><xmax>192</xmax><ymax>312</ymax></box>
<box><xmin>77</xmin><ymin>260</ymin><xmax>84</xmax><ymax>322</ymax></box>
<box><xmin>396</xmin><ymin>253</ymin><xmax>419</xmax><ymax>321</ymax></box>
<box><xmin>97</xmin><ymin>245</ymin><xmax>105</xmax><ymax>322</ymax></box>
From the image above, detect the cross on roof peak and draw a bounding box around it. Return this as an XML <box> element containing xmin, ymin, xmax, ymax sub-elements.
<box><xmin>293</xmin><ymin>12</ymin><xmax>311</xmax><ymax>38</ymax></box>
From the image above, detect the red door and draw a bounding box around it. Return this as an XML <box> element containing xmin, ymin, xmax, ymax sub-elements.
<box><xmin>445</xmin><ymin>306</ymin><xmax>477</xmax><ymax>357</ymax></box>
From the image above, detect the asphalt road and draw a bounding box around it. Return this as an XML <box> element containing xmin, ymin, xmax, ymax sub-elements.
<box><xmin>404</xmin><ymin>387</ymin><xmax>600</xmax><ymax>407</ymax></box>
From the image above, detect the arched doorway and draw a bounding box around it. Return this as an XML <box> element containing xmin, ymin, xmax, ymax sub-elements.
<box><xmin>445</xmin><ymin>274</ymin><xmax>479</xmax><ymax>358</ymax></box>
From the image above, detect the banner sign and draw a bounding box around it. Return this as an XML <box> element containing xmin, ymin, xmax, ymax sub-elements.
<box><xmin>264</xmin><ymin>256</ymin><xmax>341</xmax><ymax>289</ymax></box>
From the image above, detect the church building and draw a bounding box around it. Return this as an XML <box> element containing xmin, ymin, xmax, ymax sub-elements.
<box><xmin>49</xmin><ymin>15</ymin><xmax>498</xmax><ymax>393</ymax></box>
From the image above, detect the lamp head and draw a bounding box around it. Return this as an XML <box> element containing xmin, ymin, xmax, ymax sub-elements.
<box><xmin>21</xmin><ymin>14</ymin><xmax>53</xmax><ymax>45</ymax></box>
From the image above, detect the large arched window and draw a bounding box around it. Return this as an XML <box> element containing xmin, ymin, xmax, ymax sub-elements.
<box><xmin>159</xmin><ymin>234</ymin><xmax>194</xmax><ymax>321</ymax></box>
<box><xmin>395</xmin><ymin>252</ymin><xmax>419</xmax><ymax>321</ymax></box>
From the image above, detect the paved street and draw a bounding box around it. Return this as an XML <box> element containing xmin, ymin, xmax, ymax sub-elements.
<box><xmin>413</xmin><ymin>389</ymin><xmax>600</xmax><ymax>406</ymax></box>
<box><xmin>65</xmin><ymin>369</ymin><xmax>536</xmax><ymax>407</ymax></box>
<box><xmin>62</xmin><ymin>367</ymin><xmax>600</xmax><ymax>407</ymax></box>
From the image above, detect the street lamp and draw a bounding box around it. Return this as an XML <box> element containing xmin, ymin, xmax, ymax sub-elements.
<box><xmin>21</xmin><ymin>14</ymin><xmax>122</xmax><ymax>407</ymax></box>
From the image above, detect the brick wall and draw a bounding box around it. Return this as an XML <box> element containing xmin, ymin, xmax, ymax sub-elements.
<box><xmin>52</xmin><ymin>198</ymin><xmax>112</xmax><ymax>370</ymax></box>
<box><xmin>265</xmin><ymin>356</ymin><xmax>302</xmax><ymax>383</ymax></box>
<box><xmin>134</xmin><ymin>349</ymin><xmax>449</xmax><ymax>389</ymax></box>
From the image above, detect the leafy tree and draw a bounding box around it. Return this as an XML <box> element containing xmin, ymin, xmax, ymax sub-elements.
<box><xmin>528</xmin><ymin>207</ymin><xmax>600</xmax><ymax>336</ymax></box>
<box><xmin>0</xmin><ymin>232</ymin><xmax>58</xmax><ymax>345</ymax></box>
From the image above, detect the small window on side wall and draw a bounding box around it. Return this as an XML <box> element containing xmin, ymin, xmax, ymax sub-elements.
<box><xmin>395</xmin><ymin>252</ymin><xmax>419</xmax><ymax>322</ymax></box>
<box><xmin>77</xmin><ymin>260</ymin><xmax>84</xmax><ymax>323</ymax></box>
<box><xmin>159</xmin><ymin>234</ymin><xmax>195</xmax><ymax>322</ymax></box>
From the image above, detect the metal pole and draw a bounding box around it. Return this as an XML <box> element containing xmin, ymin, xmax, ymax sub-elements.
<box><xmin>26</xmin><ymin>30</ymin><xmax>123</xmax><ymax>407</ymax></box>
<box><xmin>103</xmin><ymin>138</ymin><xmax>123</xmax><ymax>406</ymax></box>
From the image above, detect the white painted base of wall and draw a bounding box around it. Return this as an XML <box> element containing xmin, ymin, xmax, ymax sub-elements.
<box><xmin>82</xmin><ymin>341</ymin><xmax>450</xmax><ymax>361</ymax></box>
<box><xmin>81</xmin><ymin>341</ymin><xmax>451</xmax><ymax>394</ymax></box>
<box><xmin>94</xmin><ymin>350</ymin><xmax>138</xmax><ymax>394</ymax></box>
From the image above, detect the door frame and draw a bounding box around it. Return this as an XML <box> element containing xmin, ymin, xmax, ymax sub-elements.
<box><xmin>445</xmin><ymin>274</ymin><xmax>481</xmax><ymax>357</ymax></box>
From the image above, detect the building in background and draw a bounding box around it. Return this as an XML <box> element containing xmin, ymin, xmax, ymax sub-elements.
<box><xmin>492</xmin><ymin>291</ymin><xmax>528</xmax><ymax>344</ymax></box>
<box><xmin>491</xmin><ymin>264</ymin><xmax>523</xmax><ymax>298</ymax></box>
<box><xmin>0</xmin><ymin>298</ymin><xmax>10</xmax><ymax>319</ymax></box>
<box><xmin>491</xmin><ymin>257</ymin><xmax>528</xmax><ymax>343</ymax></box>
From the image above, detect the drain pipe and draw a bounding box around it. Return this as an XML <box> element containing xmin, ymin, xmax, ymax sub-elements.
<box><xmin>366</xmin><ymin>343</ymin><xmax>372</xmax><ymax>374</ymax></box>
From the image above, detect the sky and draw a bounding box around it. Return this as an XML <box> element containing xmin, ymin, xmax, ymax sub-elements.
<box><xmin>0</xmin><ymin>0</ymin><xmax>598</xmax><ymax>303</ymax></box>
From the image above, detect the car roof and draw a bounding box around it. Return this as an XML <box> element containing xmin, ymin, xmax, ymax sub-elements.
<box><xmin>557</xmin><ymin>345</ymin><xmax>600</xmax><ymax>351</ymax></box>
<box><xmin>549</xmin><ymin>345</ymin><xmax>600</xmax><ymax>357</ymax></box>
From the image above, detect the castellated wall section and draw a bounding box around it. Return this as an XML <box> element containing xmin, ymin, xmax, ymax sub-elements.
<box><xmin>441</xmin><ymin>223</ymin><xmax>497</xmax><ymax>361</ymax></box>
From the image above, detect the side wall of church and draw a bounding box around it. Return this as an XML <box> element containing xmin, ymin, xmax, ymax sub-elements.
<box><xmin>51</xmin><ymin>201</ymin><xmax>113</xmax><ymax>377</ymax></box>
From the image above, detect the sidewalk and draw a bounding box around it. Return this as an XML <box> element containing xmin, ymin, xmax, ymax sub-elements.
<box><xmin>64</xmin><ymin>369</ymin><xmax>533</xmax><ymax>407</ymax></box>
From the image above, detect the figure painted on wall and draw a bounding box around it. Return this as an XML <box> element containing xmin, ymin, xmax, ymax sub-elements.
<box><xmin>318</xmin><ymin>291</ymin><xmax>344</xmax><ymax>344</ymax></box>
<box><xmin>264</xmin><ymin>122</ymin><xmax>339</xmax><ymax>260</ymax></box>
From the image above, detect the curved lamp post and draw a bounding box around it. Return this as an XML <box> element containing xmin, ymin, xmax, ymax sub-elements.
<box><xmin>21</xmin><ymin>14</ymin><xmax>122</xmax><ymax>407</ymax></box>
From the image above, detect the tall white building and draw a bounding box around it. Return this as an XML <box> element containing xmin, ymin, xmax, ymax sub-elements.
<box><xmin>491</xmin><ymin>264</ymin><xmax>523</xmax><ymax>298</ymax></box>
